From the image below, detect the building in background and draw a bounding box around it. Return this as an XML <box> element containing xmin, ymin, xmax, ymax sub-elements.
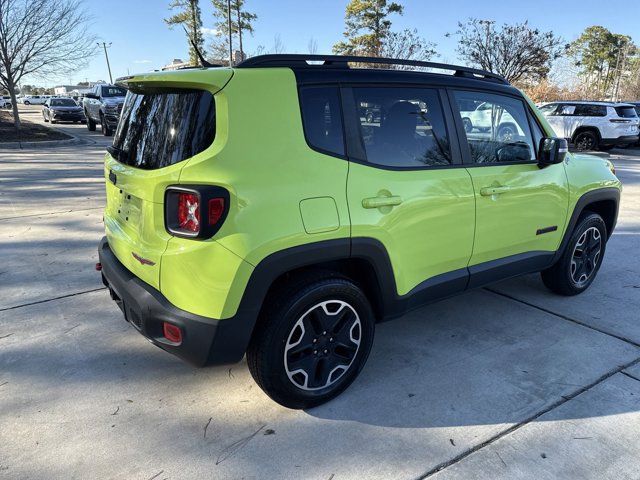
<box><xmin>53</xmin><ymin>82</ymin><xmax>104</xmax><ymax>97</ymax></box>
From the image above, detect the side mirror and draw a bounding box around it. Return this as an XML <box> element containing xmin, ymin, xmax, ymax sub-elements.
<box><xmin>538</xmin><ymin>137</ymin><xmax>568</xmax><ymax>168</ymax></box>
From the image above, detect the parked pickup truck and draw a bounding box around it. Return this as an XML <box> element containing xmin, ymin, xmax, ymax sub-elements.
<box><xmin>82</xmin><ymin>84</ymin><xmax>127</xmax><ymax>136</ymax></box>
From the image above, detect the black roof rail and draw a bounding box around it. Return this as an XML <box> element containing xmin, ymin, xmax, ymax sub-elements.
<box><xmin>236</xmin><ymin>54</ymin><xmax>509</xmax><ymax>84</ymax></box>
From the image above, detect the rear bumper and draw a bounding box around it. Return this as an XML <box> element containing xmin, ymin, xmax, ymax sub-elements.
<box><xmin>98</xmin><ymin>237</ymin><xmax>249</xmax><ymax>367</ymax></box>
<box><xmin>600</xmin><ymin>134</ymin><xmax>639</xmax><ymax>146</ymax></box>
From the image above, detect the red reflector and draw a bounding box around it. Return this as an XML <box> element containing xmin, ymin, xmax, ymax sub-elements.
<box><xmin>177</xmin><ymin>192</ymin><xmax>200</xmax><ymax>233</ymax></box>
<box><xmin>163</xmin><ymin>322</ymin><xmax>182</xmax><ymax>343</ymax></box>
<box><xmin>208</xmin><ymin>198</ymin><xmax>225</xmax><ymax>226</ymax></box>
<box><xmin>95</xmin><ymin>262</ymin><xmax>102</xmax><ymax>271</ymax></box>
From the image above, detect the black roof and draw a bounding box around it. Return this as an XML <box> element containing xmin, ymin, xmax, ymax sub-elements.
<box><xmin>237</xmin><ymin>54</ymin><xmax>510</xmax><ymax>86</ymax></box>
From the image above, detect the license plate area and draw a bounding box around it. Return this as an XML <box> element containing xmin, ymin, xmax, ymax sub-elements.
<box><xmin>114</xmin><ymin>188</ymin><xmax>142</xmax><ymax>226</ymax></box>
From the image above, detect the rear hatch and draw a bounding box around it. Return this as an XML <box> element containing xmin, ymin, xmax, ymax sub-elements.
<box><xmin>103</xmin><ymin>68</ymin><xmax>232</xmax><ymax>289</ymax></box>
<box><xmin>612</xmin><ymin>105</ymin><xmax>640</xmax><ymax>136</ymax></box>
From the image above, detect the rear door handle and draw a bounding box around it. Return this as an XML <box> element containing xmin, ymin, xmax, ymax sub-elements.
<box><xmin>480</xmin><ymin>186</ymin><xmax>512</xmax><ymax>196</ymax></box>
<box><xmin>362</xmin><ymin>195</ymin><xmax>403</xmax><ymax>209</ymax></box>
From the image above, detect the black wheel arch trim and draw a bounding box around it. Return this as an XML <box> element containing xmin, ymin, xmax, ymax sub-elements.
<box><xmin>552</xmin><ymin>187</ymin><xmax>620</xmax><ymax>264</ymax></box>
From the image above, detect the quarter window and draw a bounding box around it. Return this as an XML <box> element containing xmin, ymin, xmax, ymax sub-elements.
<box><xmin>574</xmin><ymin>104</ymin><xmax>607</xmax><ymax>116</ymax></box>
<box><xmin>352</xmin><ymin>87</ymin><xmax>451</xmax><ymax>168</ymax></box>
<box><xmin>453</xmin><ymin>91</ymin><xmax>537</xmax><ymax>164</ymax></box>
<box><xmin>299</xmin><ymin>86</ymin><xmax>345</xmax><ymax>157</ymax></box>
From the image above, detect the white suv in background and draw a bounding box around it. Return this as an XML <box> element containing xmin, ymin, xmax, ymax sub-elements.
<box><xmin>539</xmin><ymin>101</ymin><xmax>639</xmax><ymax>151</ymax></box>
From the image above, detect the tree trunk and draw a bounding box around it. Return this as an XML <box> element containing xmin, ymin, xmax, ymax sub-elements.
<box><xmin>6</xmin><ymin>75</ymin><xmax>21</xmax><ymax>132</ymax></box>
<box><xmin>236</xmin><ymin>3</ymin><xmax>243</xmax><ymax>58</ymax></box>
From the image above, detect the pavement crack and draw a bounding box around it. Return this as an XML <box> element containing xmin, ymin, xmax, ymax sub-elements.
<box><xmin>0</xmin><ymin>333</ymin><xmax>14</xmax><ymax>340</ymax></box>
<box><xmin>484</xmin><ymin>288</ymin><xmax>640</xmax><ymax>348</ymax></box>
<box><xmin>147</xmin><ymin>471</ymin><xmax>164</xmax><ymax>480</ymax></box>
<box><xmin>0</xmin><ymin>288</ymin><xmax>106</xmax><ymax>312</ymax></box>
<box><xmin>0</xmin><ymin>207</ymin><xmax>103</xmax><ymax>222</ymax></box>
<box><xmin>621</xmin><ymin>371</ymin><xmax>640</xmax><ymax>383</ymax></box>
<box><xmin>415</xmin><ymin>356</ymin><xmax>640</xmax><ymax>479</ymax></box>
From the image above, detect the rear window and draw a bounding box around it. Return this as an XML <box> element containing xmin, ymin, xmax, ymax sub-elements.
<box><xmin>51</xmin><ymin>98</ymin><xmax>77</xmax><ymax>106</ymax></box>
<box><xmin>111</xmin><ymin>89</ymin><xmax>215</xmax><ymax>170</ymax></box>
<box><xmin>614</xmin><ymin>106</ymin><xmax>638</xmax><ymax>118</ymax></box>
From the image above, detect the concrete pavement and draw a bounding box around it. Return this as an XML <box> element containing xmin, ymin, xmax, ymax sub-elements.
<box><xmin>1</xmin><ymin>135</ymin><xmax>639</xmax><ymax>479</ymax></box>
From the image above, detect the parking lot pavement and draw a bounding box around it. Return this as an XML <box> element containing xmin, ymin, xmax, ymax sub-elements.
<box><xmin>432</xmin><ymin>373</ymin><xmax>640</xmax><ymax>480</ymax></box>
<box><xmin>14</xmin><ymin>105</ymin><xmax>113</xmax><ymax>148</ymax></box>
<box><xmin>1</xmin><ymin>144</ymin><xmax>640</xmax><ymax>479</ymax></box>
<box><xmin>491</xmin><ymin>150</ymin><xmax>640</xmax><ymax>345</ymax></box>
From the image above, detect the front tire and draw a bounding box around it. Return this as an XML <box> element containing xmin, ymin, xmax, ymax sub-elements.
<box><xmin>541</xmin><ymin>212</ymin><xmax>607</xmax><ymax>296</ymax></box>
<box><xmin>247</xmin><ymin>275</ymin><xmax>375</xmax><ymax>409</ymax></box>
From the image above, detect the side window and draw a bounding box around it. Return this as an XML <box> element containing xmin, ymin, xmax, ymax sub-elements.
<box><xmin>559</xmin><ymin>104</ymin><xmax>576</xmax><ymax>116</ymax></box>
<box><xmin>299</xmin><ymin>86</ymin><xmax>345</xmax><ymax>157</ymax></box>
<box><xmin>574</xmin><ymin>104</ymin><xmax>607</xmax><ymax>117</ymax></box>
<box><xmin>352</xmin><ymin>87</ymin><xmax>451</xmax><ymax>168</ymax></box>
<box><xmin>453</xmin><ymin>90</ymin><xmax>536</xmax><ymax>164</ymax></box>
<box><xmin>539</xmin><ymin>103</ymin><xmax>558</xmax><ymax>115</ymax></box>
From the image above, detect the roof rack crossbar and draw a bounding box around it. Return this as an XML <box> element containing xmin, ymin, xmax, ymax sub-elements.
<box><xmin>236</xmin><ymin>54</ymin><xmax>508</xmax><ymax>84</ymax></box>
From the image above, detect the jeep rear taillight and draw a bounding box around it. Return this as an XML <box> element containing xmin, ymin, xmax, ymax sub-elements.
<box><xmin>177</xmin><ymin>192</ymin><xmax>200</xmax><ymax>233</ymax></box>
<box><xmin>165</xmin><ymin>186</ymin><xmax>229</xmax><ymax>239</ymax></box>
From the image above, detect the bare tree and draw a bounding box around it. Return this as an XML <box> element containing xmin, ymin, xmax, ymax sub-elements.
<box><xmin>307</xmin><ymin>37</ymin><xmax>318</xmax><ymax>55</ymax></box>
<box><xmin>0</xmin><ymin>0</ymin><xmax>96</xmax><ymax>131</ymax></box>
<box><xmin>272</xmin><ymin>34</ymin><xmax>285</xmax><ymax>54</ymax></box>
<box><xmin>452</xmin><ymin>18</ymin><xmax>566</xmax><ymax>84</ymax></box>
<box><xmin>381</xmin><ymin>28</ymin><xmax>437</xmax><ymax>67</ymax></box>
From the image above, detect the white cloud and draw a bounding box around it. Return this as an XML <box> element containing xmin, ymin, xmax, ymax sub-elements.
<box><xmin>201</xmin><ymin>27</ymin><xmax>219</xmax><ymax>37</ymax></box>
<box><xmin>133</xmin><ymin>59</ymin><xmax>152</xmax><ymax>64</ymax></box>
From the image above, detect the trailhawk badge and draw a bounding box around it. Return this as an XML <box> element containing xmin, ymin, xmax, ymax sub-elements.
<box><xmin>131</xmin><ymin>252</ymin><xmax>155</xmax><ymax>266</ymax></box>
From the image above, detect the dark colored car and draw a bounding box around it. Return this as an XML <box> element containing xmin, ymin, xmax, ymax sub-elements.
<box><xmin>42</xmin><ymin>97</ymin><xmax>85</xmax><ymax>124</ymax></box>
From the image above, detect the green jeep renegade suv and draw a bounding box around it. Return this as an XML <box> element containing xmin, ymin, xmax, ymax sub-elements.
<box><xmin>98</xmin><ymin>54</ymin><xmax>620</xmax><ymax>409</ymax></box>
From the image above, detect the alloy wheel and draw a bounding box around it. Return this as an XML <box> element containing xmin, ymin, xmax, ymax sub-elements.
<box><xmin>570</xmin><ymin>226</ymin><xmax>602</xmax><ymax>287</ymax></box>
<box><xmin>575</xmin><ymin>133</ymin><xmax>595</xmax><ymax>151</ymax></box>
<box><xmin>284</xmin><ymin>300</ymin><xmax>361</xmax><ymax>391</ymax></box>
<box><xmin>498</xmin><ymin>125</ymin><xmax>516</xmax><ymax>142</ymax></box>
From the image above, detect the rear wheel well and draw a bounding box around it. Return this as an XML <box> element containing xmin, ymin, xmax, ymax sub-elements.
<box><xmin>582</xmin><ymin>199</ymin><xmax>617</xmax><ymax>238</ymax></box>
<box><xmin>572</xmin><ymin>126</ymin><xmax>601</xmax><ymax>143</ymax></box>
<box><xmin>259</xmin><ymin>259</ymin><xmax>384</xmax><ymax>322</ymax></box>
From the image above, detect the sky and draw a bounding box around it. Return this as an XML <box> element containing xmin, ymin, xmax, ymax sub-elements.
<box><xmin>26</xmin><ymin>0</ymin><xmax>640</xmax><ymax>87</ymax></box>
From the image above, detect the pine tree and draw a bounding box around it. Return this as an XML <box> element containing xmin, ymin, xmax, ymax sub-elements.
<box><xmin>333</xmin><ymin>0</ymin><xmax>403</xmax><ymax>57</ymax></box>
<box><xmin>165</xmin><ymin>0</ymin><xmax>204</xmax><ymax>66</ymax></box>
<box><xmin>210</xmin><ymin>0</ymin><xmax>257</xmax><ymax>63</ymax></box>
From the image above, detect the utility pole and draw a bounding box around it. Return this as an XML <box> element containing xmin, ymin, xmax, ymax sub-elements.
<box><xmin>227</xmin><ymin>0</ymin><xmax>233</xmax><ymax>66</ymax></box>
<box><xmin>97</xmin><ymin>42</ymin><xmax>113</xmax><ymax>84</ymax></box>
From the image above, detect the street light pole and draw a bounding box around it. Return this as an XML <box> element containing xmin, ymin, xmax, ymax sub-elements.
<box><xmin>97</xmin><ymin>42</ymin><xmax>113</xmax><ymax>84</ymax></box>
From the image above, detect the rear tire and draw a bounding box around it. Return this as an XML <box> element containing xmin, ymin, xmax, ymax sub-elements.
<box><xmin>541</xmin><ymin>212</ymin><xmax>607</xmax><ymax>296</ymax></box>
<box><xmin>497</xmin><ymin>123</ymin><xmax>517</xmax><ymax>142</ymax></box>
<box><xmin>573</xmin><ymin>131</ymin><xmax>598</xmax><ymax>151</ymax></box>
<box><xmin>101</xmin><ymin>114</ymin><xmax>112</xmax><ymax>136</ymax></box>
<box><xmin>247</xmin><ymin>275</ymin><xmax>375</xmax><ymax>409</ymax></box>
<box><xmin>86</xmin><ymin>112</ymin><xmax>96</xmax><ymax>131</ymax></box>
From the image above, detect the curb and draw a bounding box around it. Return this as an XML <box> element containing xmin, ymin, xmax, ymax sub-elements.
<box><xmin>0</xmin><ymin>136</ymin><xmax>83</xmax><ymax>150</ymax></box>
